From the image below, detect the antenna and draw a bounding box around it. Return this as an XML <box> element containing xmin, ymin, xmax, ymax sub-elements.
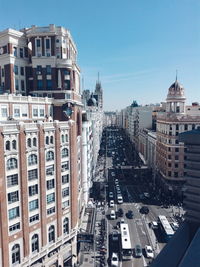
<box><xmin>176</xmin><ymin>70</ymin><xmax>178</xmax><ymax>82</ymax></box>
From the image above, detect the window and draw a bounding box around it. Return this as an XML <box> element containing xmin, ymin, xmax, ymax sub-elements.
<box><xmin>168</xmin><ymin>147</ymin><xmax>171</xmax><ymax>152</ymax></box>
<box><xmin>33</xmin><ymin>138</ymin><xmax>37</xmax><ymax>147</ymax></box>
<box><xmin>175</xmin><ymin>148</ymin><xmax>179</xmax><ymax>152</ymax></box>
<box><xmin>175</xmin><ymin>139</ymin><xmax>179</xmax><ymax>144</ymax></box>
<box><xmin>1</xmin><ymin>107</ymin><xmax>8</xmax><ymax>117</ymax></box>
<box><xmin>47</xmin><ymin>179</ymin><xmax>55</xmax><ymax>190</ymax></box>
<box><xmin>65</xmin><ymin>134</ymin><xmax>68</xmax><ymax>142</ymax></box>
<box><xmin>62</xmin><ymin>148</ymin><xmax>69</xmax><ymax>158</ymax></box>
<box><xmin>14</xmin><ymin>108</ymin><xmax>20</xmax><ymax>117</ymax></box>
<box><xmin>176</xmin><ymin>124</ymin><xmax>179</xmax><ymax>131</ymax></box>
<box><xmin>14</xmin><ymin>65</ymin><xmax>18</xmax><ymax>75</ymax></box>
<box><xmin>36</xmin><ymin>65</ymin><xmax>42</xmax><ymax>74</ymax></box>
<box><xmin>9</xmin><ymin>223</ymin><xmax>20</xmax><ymax>232</ymax></box>
<box><xmin>46</xmin><ymin>151</ymin><xmax>54</xmax><ymax>161</ymax></box>
<box><xmin>62</xmin><ymin>187</ymin><xmax>69</xmax><ymax>197</ymax></box>
<box><xmin>174</xmin><ymin>172</ymin><xmax>178</xmax><ymax>177</ymax></box>
<box><xmin>7</xmin><ymin>158</ymin><xmax>18</xmax><ymax>170</ymax></box>
<box><xmin>64</xmin><ymin>70</ymin><xmax>70</xmax><ymax>75</ymax></box>
<box><xmin>28</xmin><ymin>169</ymin><xmax>38</xmax><ymax>180</ymax></box>
<box><xmin>168</xmin><ymin>163</ymin><xmax>171</xmax><ymax>167</ymax></box>
<box><xmin>46</xmin><ymin>165</ymin><xmax>54</xmax><ymax>176</ymax></box>
<box><xmin>6</xmin><ymin>140</ymin><xmax>10</xmax><ymax>150</ymax></box>
<box><xmin>21</xmin><ymin>80</ymin><xmax>25</xmax><ymax>91</ymax></box>
<box><xmin>47</xmin><ymin>193</ymin><xmax>55</xmax><ymax>204</ymax></box>
<box><xmin>168</xmin><ymin>171</ymin><xmax>171</xmax><ymax>177</ymax></box>
<box><xmin>29</xmin><ymin>199</ymin><xmax>39</xmax><ymax>211</ymax></box>
<box><xmin>12</xmin><ymin>140</ymin><xmax>17</xmax><ymax>150</ymax></box>
<box><xmin>20</xmin><ymin>67</ymin><xmax>24</xmax><ymax>76</ymax></box>
<box><xmin>50</xmin><ymin>136</ymin><xmax>53</xmax><ymax>144</ymax></box>
<box><xmin>36</xmin><ymin>39</ymin><xmax>41</xmax><ymax>47</ymax></box>
<box><xmin>13</xmin><ymin>47</ymin><xmax>17</xmax><ymax>57</ymax></box>
<box><xmin>61</xmin><ymin>162</ymin><xmax>69</xmax><ymax>171</ymax></box>
<box><xmin>7</xmin><ymin>174</ymin><xmax>18</xmax><ymax>187</ymax></box>
<box><xmin>8</xmin><ymin>191</ymin><xmax>19</xmax><ymax>204</ymax></box>
<box><xmin>175</xmin><ymin>163</ymin><xmax>178</xmax><ymax>168</ymax></box>
<box><xmin>56</xmin><ymin>39</ymin><xmax>59</xmax><ymax>43</ymax></box>
<box><xmin>45</xmin><ymin>38</ymin><xmax>50</xmax><ymax>49</ymax></box>
<box><xmin>31</xmin><ymin>234</ymin><xmax>39</xmax><ymax>252</ymax></box>
<box><xmin>28</xmin><ymin>154</ymin><xmax>37</xmax><ymax>166</ymax></box>
<box><xmin>37</xmin><ymin>80</ymin><xmax>43</xmax><ymax>90</ymax></box>
<box><xmin>46</xmin><ymin>65</ymin><xmax>51</xmax><ymax>75</ymax></box>
<box><xmin>15</xmin><ymin>79</ymin><xmax>19</xmax><ymax>90</ymax></box>
<box><xmin>29</xmin><ymin>185</ymin><xmax>38</xmax><ymax>196</ymax></box>
<box><xmin>33</xmin><ymin>108</ymin><xmax>38</xmax><ymax>116</ymax></box>
<box><xmin>9</xmin><ymin>207</ymin><xmax>20</xmax><ymax>220</ymax></box>
<box><xmin>40</xmin><ymin>109</ymin><xmax>44</xmax><ymax>117</ymax></box>
<box><xmin>11</xmin><ymin>244</ymin><xmax>20</xmax><ymax>264</ymax></box>
<box><xmin>62</xmin><ymin>174</ymin><xmax>69</xmax><ymax>184</ymax></box>
<box><xmin>2</xmin><ymin>68</ymin><xmax>4</xmax><ymax>77</ymax></box>
<box><xmin>46</xmin><ymin>136</ymin><xmax>49</xmax><ymax>145</ymax></box>
<box><xmin>48</xmin><ymin>225</ymin><xmax>55</xmax><ymax>243</ymax></box>
<box><xmin>63</xmin><ymin>218</ymin><xmax>69</xmax><ymax>234</ymax></box>
<box><xmin>30</xmin><ymin>214</ymin><xmax>39</xmax><ymax>223</ymax></box>
<box><xmin>20</xmin><ymin>48</ymin><xmax>23</xmax><ymax>58</ymax></box>
<box><xmin>168</xmin><ymin>155</ymin><xmax>171</xmax><ymax>160</ymax></box>
<box><xmin>175</xmin><ymin>156</ymin><xmax>179</xmax><ymax>160</ymax></box>
<box><xmin>62</xmin><ymin>200</ymin><xmax>69</xmax><ymax>208</ymax></box>
<box><xmin>47</xmin><ymin>80</ymin><xmax>52</xmax><ymax>90</ymax></box>
<box><xmin>184</xmin><ymin>124</ymin><xmax>188</xmax><ymax>131</ymax></box>
<box><xmin>61</xmin><ymin>134</ymin><xmax>65</xmax><ymax>143</ymax></box>
<box><xmin>47</xmin><ymin>207</ymin><xmax>55</xmax><ymax>215</ymax></box>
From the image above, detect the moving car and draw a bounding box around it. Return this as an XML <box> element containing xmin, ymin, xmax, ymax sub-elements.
<box><xmin>111</xmin><ymin>252</ymin><xmax>119</xmax><ymax>267</ymax></box>
<box><xmin>109</xmin><ymin>200</ymin><xmax>114</xmax><ymax>207</ymax></box>
<box><xmin>140</xmin><ymin>206</ymin><xmax>149</xmax><ymax>214</ymax></box>
<box><xmin>135</xmin><ymin>244</ymin><xmax>142</xmax><ymax>257</ymax></box>
<box><xmin>126</xmin><ymin>210</ymin><xmax>133</xmax><ymax>219</ymax></box>
<box><xmin>112</xmin><ymin>230</ymin><xmax>119</xmax><ymax>241</ymax></box>
<box><xmin>145</xmin><ymin>245</ymin><xmax>154</xmax><ymax>258</ymax></box>
<box><xmin>110</xmin><ymin>210</ymin><xmax>116</xmax><ymax>220</ymax></box>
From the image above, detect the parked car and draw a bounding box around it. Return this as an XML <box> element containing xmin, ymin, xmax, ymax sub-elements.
<box><xmin>112</xmin><ymin>231</ymin><xmax>119</xmax><ymax>241</ymax></box>
<box><xmin>126</xmin><ymin>210</ymin><xmax>133</xmax><ymax>219</ymax></box>
<box><xmin>110</xmin><ymin>210</ymin><xmax>116</xmax><ymax>220</ymax></box>
<box><xmin>171</xmin><ymin>222</ymin><xmax>179</xmax><ymax>231</ymax></box>
<box><xmin>140</xmin><ymin>206</ymin><xmax>149</xmax><ymax>214</ymax></box>
<box><xmin>145</xmin><ymin>245</ymin><xmax>154</xmax><ymax>258</ymax></box>
<box><xmin>117</xmin><ymin>195</ymin><xmax>123</xmax><ymax>204</ymax></box>
<box><xmin>109</xmin><ymin>200</ymin><xmax>114</xmax><ymax>207</ymax></box>
<box><xmin>144</xmin><ymin>192</ymin><xmax>150</xmax><ymax>198</ymax></box>
<box><xmin>111</xmin><ymin>252</ymin><xmax>119</xmax><ymax>267</ymax></box>
<box><xmin>109</xmin><ymin>192</ymin><xmax>114</xmax><ymax>198</ymax></box>
<box><xmin>135</xmin><ymin>244</ymin><xmax>142</xmax><ymax>257</ymax></box>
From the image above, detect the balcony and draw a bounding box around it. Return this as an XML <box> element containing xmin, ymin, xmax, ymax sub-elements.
<box><xmin>57</xmin><ymin>58</ymin><xmax>73</xmax><ymax>68</ymax></box>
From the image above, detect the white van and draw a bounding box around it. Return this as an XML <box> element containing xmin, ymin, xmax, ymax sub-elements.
<box><xmin>117</xmin><ymin>195</ymin><xmax>123</xmax><ymax>204</ymax></box>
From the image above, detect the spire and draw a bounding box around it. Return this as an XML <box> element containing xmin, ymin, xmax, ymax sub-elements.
<box><xmin>97</xmin><ymin>72</ymin><xmax>100</xmax><ymax>83</ymax></box>
<box><xmin>176</xmin><ymin>70</ymin><xmax>178</xmax><ymax>82</ymax></box>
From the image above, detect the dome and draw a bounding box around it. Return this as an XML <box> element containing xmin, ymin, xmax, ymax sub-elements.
<box><xmin>87</xmin><ymin>97</ymin><xmax>97</xmax><ymax>106</ymax></box>
<box><xmin>166</xmin><ymin>80</ymin><xmax>186</xmax><ymax>101</ymax></box>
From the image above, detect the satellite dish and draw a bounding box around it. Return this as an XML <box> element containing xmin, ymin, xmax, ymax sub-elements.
<box><xmin>28</xmin><ymin>42</ymin><xmax>32</xmax><ymax>51</ymax></box>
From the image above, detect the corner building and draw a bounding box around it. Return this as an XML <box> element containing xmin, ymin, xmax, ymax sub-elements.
<box><xmin>0</xmin><ymin>25</ymin><xmax>83</xmax><ymax>267</ymax></box>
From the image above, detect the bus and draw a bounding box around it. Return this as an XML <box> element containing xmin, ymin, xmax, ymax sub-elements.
<box><xmin>158</xmin><ymin>215</ymin><xmax>174</xmax><ymax>242</ymax></box>
<box><xmin>120</xmin><ymin>223</ymin><xmax>132</xmax><ymax>260</ymax></box>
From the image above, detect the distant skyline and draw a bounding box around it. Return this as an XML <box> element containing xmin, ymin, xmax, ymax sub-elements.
<box><xmin>1</xmin><ymin>0</ymin><xmax>200</xmax><ymax>111</ymax></box>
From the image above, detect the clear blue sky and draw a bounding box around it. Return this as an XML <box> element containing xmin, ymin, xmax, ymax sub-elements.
<box><xmin>1</xmin><ymin>0</ymin><xmax>200</xmax><ymax>111</ymax></box>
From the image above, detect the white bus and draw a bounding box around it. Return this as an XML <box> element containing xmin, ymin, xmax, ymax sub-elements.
<box><xmin>120</xmin><ymin>223</ymin><xmax>132</xmax><ymax>260</ymax></box>
<box><xmin>158</xmin><ymin>215</ymin><xmax>174</xmax><ymax>242</ymax></box>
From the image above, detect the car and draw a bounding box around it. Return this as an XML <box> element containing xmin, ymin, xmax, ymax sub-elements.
<box><xmin>150</xmin><ymin>221</ymin><xmax>158</xmax><ymax>229</ymax></box>
<box><xmin>145</xmin><ymin>245</ymin><xmax>154</xmax><ymax>258</ymax></box>
<box><xmin>112</xmin><ymin>231</ymin><xmax>119</xmax><ymax>241</ymax></box>
<box><xmin>126</xmin><ymin>210</ymin><xmax>133</xmax><ymax>219</ymax></box>
<box><xmin>109</xmin><ymin>192</ymin><xmax>114</xmax><ymax>198</ymax></box>
<box><xmin>111</xmin><ymin>172</ymin><xmax>115</xmax><ymax>177</ymax></box>
<box><xmin>144</xmin><ymin>192</ymin><xmax>150</xmax><ymax>198</ymax></box>
<box><xmin>117</xmin><ymin>195</ymin><xmax>123</xmax><ymax>204</ymax></box>
<box><xmin>118</xmin><ymin>208</ymin><xmax>124</xmax><ymax>217</ymax></box>
<box><xmin>110</xmin><ymin>210</ymin><xmax>116</xmax><ymax>220</ymax></box>
<box><xmin>135</xmin><ymin>244</ymin><xmax>142</xmax><ymax>257</ymax></box>
<box><xmin>115</xmin><ymin>179</ymin><xmax>119</xmax><ymax>184</ymax></box>
<box><xmin>109</xmin><ymin>200</ymin><xmax>114</xmax><ymax>207</ymax></box>
<box><xmin>111</xmin><ymin>252</ymin><xmax>119</xmax><ymax>267</ymax></box>
<box><xmin>140</xmin><ymin>206</ymin><xmax>149</xmax><ymax>214</ymax></box>
<box><xmin>171</xmin><ymin>222</ymin><xmax>179</xmax><ymax>231</ymax></box>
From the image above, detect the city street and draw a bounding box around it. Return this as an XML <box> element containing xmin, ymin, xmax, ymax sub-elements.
<box><xmin>98</xmin><ymin>127</ymin><xmax>184</xmax><ymax>267</ymax></box>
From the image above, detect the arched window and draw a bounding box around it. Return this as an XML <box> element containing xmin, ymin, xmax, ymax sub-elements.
<box><xmin>48</xmin><ymin>225</ymin><xmax>55</xmax><ymax>243</ymax></box>
<box><xmin>46</xmin><ymin>136</ymin><xmax>49</xmax><ymax>145</ymax></box>
<box><xmin>12</xmin><ymin>244</ymin><xmax>20</xmax><ymax>264</ymax></box>
<box><xmin>62</xmin><ymin>148</ymin><xmax>68</xmax><ymax>158</ymax></box>
<box><xmin>7</xmin><ymin>158</ymin><xmax>18</xmax><ymax>170</ymax></box>
<box><xmin>27</xmin><ymin>138</ymin><xmax>31</xmax><ymax>148</ymax></box>
<box><xmin>46</xmin><ymin>151</ymin><xmax>54</xmax><ymax>161</ymax></box>
<box><xmin>63</xmin><ymin>218</ymin><xmax>69</xmax><ymax>234</ymax></box>
<box><xmin>33</xmin><ymin>137</ymin><xmax>37</xmax><ymax>147</ymax></box>
<box><xmin>12</xmin><ymin>140</ymin><xmax>17</xmax><ymax>150</ymax></box>
<box><xmin>61</xmin><ymin>134</ymin><xmax>65</xmax><ymax>143</ymax></box>
<box><xmin>31</xmin><ymin>234</ymin><xmax>39</xmax><ymax>252</ymax></box>
<box><xmin>65</xmin><ymin>134</ymin><xmax>68</xmax><ymax>142</ymax></box>
<box><xmin>6</xmin><ymin>140</ymin><xmax>10</xmax><ymax>150</ymax></box>
<box><xmin>28</xmin><ymin>154</ymin><xmax>37</xmax><ymax>166</ymax></box>
<box><xmin>50</xmin><ymin>136</ymin><xmax>54</xmax><ymax>144</ymax></box>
